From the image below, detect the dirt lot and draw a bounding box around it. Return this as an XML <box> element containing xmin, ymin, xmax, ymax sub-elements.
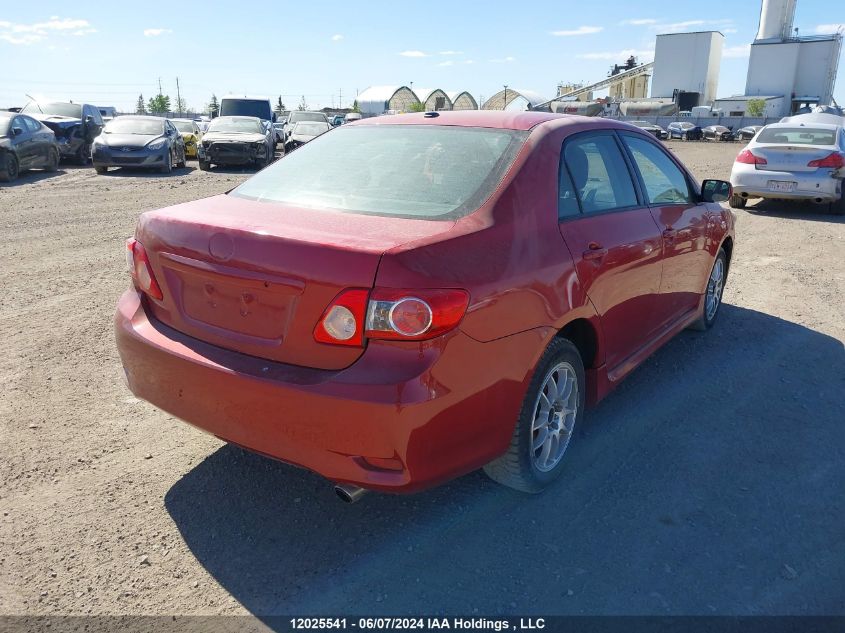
<box><xmin>1</xmin><ymin>141</ymin><xmax>843</xmax><ymax>618</ymax></box>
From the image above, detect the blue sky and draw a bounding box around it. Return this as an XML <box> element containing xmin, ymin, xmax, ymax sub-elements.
<box><xmin>1</xmin><ymin>0</ymin><xmax>843</xmax><ymax>111</ymax></box>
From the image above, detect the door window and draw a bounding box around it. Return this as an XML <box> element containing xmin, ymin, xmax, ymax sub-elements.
<box><xmin>558</xmin><ymin>161</ymin><xmax>580</xmax><ymax>219</ymax></box>
<box><xmin>562</xmin><ymin>134</ymin><xmax>638</xmax><ymax>214</ymax></box>
<box><xmin>622</xmin><ymin>135</ymin><xmax>693</xmax><ymax>205</ymax></box>
<box><xmin>22</xmin><ymin>116</ymin><xmax>42</xmax><ymax>132</ymax></box>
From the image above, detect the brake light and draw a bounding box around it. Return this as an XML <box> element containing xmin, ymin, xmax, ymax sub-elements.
<box><xmin>126</xmin><ymin>238</ymin><xmax>163</xmax><ymax>301</ymax></box>
<box><xmin>314</xmin><ymin>288</ymin><xmax>470</xmax><ymax>346</ymax></box>
<box><xmin>313</xmin><ymin>289</ymin><xmax>368</xmax><ymax>346</ymax></box>
<box><xmin>736</xmin><ymin>149</ymin><xmax>767</xmax><ymax>165</ymax></box>
<box><xmin>808</xmin><ymin>152</ymin><xmax>845</xmax><ymax>169</ymax></box>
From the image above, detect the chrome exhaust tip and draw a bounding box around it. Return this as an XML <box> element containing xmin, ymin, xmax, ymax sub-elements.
<box><xmin>334</xmin><ymin>483</ymin><xmax>368</xmax><ymax>504</ymax></box>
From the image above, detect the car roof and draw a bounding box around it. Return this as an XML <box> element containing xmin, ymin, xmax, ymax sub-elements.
<box><xmin>356</xmin><ymin>110</ymin><xmax>599</xmax><ymax>131</ymax></box>
<box><xmin>765</xmin><ymin>120</ymin><xmax>841</xmax><ymax>131</ymax></box>
<box><xmin>170</xmin><ymin>118</ymin><xmax>196</xmax><ymax>123</ymax></box>
<box><xmin>212</xmin><ymin>116</ymin><xmax>263</xmax><ymax>122</ymax></box>
<box><xmin>0</xmin><ymin>111</ymin><xmax>16</xmax><ymax>119</ymax></box>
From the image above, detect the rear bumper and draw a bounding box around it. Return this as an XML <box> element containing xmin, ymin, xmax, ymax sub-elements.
<box><xmin>731</xmin><ymin>166</ymin><xmax>842</xmax><ymax>202</ymax></box>
<box><xmin>115</xmin><ymin>290</ymin><xmax>546</xmax><ymax>493</ymax></box>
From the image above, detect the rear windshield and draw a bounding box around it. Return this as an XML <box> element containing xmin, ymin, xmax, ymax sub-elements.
<box><xmin>290</xmin><ymin>112</ymin><xmax>327</xmax><ymax>123</ymax></box>
<box><xmin>172</xmin><ymin>121</ymin><xmax>195</xmax><ymax>133</ymax></box>
<box><xmin>220</xmin><ymin>99</ymin><xmax>271</xmax><ymax>120</ymax></box>
<box><xmin>293</xmin><ymin>122</ymin><xmax>329</xmax><ymax>135</ymax></box>
<box><xmin>756</xmin><ymin>127</ymin><xmax>837</xmax><ymax>145</ymax></box>
<box><xmin>232</xmin><ymin>125</ymin><xmax>527</xmax><ymax>220</ymax></box>
<box><xmin>104</xmin><ymin>118</ymin><xmax>163</xmax><ymax>135</ymax></box>
<box><xmin>22</xmin><ymin>102</ymin><xmax>82</xmax><ymax>118</ymax></box>
<box><xmin>207</xmin><ymin>118</ymin><xmax>263</xmax><ymax>134</ymax></box>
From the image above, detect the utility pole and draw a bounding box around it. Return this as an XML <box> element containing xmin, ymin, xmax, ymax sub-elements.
<box><xmin>158</xmin><ymin>77</ymin><xmax>163</xmax><ymax>95</ymax></box>
<box><xmin>339</xmin><ymin>88</ymin><xmax>343</xmax><ymax>109</ymax></box>
<box><xmin>176</xmin><ymin>77</ymin><xmax>182</xmax><ymax>117</ymax></box>
<box><xmin>503</xmin><ymin>85</ymin><xmax>508</xmax><ymax>111</ymax></box>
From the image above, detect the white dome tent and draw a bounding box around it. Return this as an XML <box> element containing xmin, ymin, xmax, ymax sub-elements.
<box><xmin>356</xmin><ymin>86</ymin><xmax>421</xmax><ymax>116</ymax></box>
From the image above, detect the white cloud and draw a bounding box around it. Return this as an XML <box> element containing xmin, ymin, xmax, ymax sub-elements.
<box><xmin>489</xmin><ymin>56</ymin><xmax>516</xmax><ymax>63</ymax></box>
<box><xmin>143</xmin><ymin>28</ymin><xmax>172</xmax><ymax>37</ymax></box>
<box><xmin>439</xmin><ymin>50</ymin><xmax>463</xmax><ymax>55</ymax></box>
<box><xmin>399</xmin><ymin>50</ymin><xmax>428</xmax><ymax>57</ymax></box>
<box><xmin>621</xmin><ymin>18</ymin><xmax>657</xmax><ymax>26</ymax></box>
<box><xmin>815</xmin><ymin>23</ymin><xmax>845</xmax><ymax>34</ymax></box>
<box><xmin>551</xmin><ymin>25</ymin><xmax>603</xmax><ymax>36</ymax></box>
<box><xmin>649</xmin><ymin>18</ymin><xmax>734</xmax><ymax>32</ymax></box>
<box><xmin>722</xmin><ymin>28</ymin><xmax>738</xmax><ymax>34</ymax></box>
<box><xmin>331</xmin><ymin>34</ymin><xmax>343</xmax><ymax>41</ymax></box>
<box><xmin>576</xmin><ymin>47</ymin><xmax>654</xmax><ymax>61</ymax></box>
<box><xmin>0</xmin><ymin>17</ymin><xmax>95</xmax><ymax>45</ymax></box>
<box><xmin>722</xmin><ymin>44</ymin><xmax>751</xmax><ymax>58</ymax></box>
<box><xmin>438</xmin><ymin>60</ymin><xmax>454</xmax><ymax>67</ymax></box>
<box><xmin>438</xmin><ymin>59</ymin><xmax>474</xmax><ymax>67</ymax></box>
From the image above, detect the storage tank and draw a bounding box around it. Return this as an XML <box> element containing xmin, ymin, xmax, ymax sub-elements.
<box><xmin>756</xmin><ymin>0</ymin><xmax>796</xmax><ymax>41</ymax></box>
<box><xmin>551</xmin><ymin>101</ymin><xmax>603</xmax><ymax>116</ymax></box>
<box><xmin>619</xmin><ymin>101</ymin><xmax>678</xmax><ymax>117</ymax></box>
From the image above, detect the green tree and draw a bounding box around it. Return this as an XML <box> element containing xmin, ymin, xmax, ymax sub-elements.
<box><xmin>351</xmin><ymin>100</ymin><xmax>360</xmax><ymax>113</ymax></box>
<box><xmin>208</xmin><ymin>94</ymin><xmax>219</xmax><ymax>118</ymax></box>
<box><xmin>147</xmin><ymin>93</ymin><xmax>171</xmax><ymax>114</ymax></box>
<box><xmin>297</xmin><ymin>95</ymin><xmax>308</xmax><ymax>111</ymax></box>
<box><xmin>746</xmin><ymin>98</ymin><xmax>766</xmax><ymax>117</ymax></box>
<box><xmin>409</xmin><ymin>101</ymin><xmax>425</xmax><ymax>113</ymax></box>
<box><xmin>135</xmin><ymin>94</ymin><xmax>147</xmax><ymax>114</ymax></box>
<box><xmin>275</xmin><ymin>96</ymin><xmax>286</xmax><ymax>114</ymax></box>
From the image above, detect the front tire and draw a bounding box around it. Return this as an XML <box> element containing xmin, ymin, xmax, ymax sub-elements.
<box><xmin>484</xmin><ymin>338</ymin><xmax>585</xmax><ymax>493</ymax></box>
<box><xmin>94</xmin><ymin>166</ymin><xmax>108</xmax><ymax>175</ymax></box>
<box><xmin>729</xmin><ymin>194</ymin><xmax>746</xmax><ymax>209</ymax></box>
<box><xmin>176</xmin><ymin>147</ymin><xmax>186</xmax><ymax>169</ymax></box>
<box><xmin>198</xmin><ymin>159</ymin><xmax>211</xmax><ymax>171</ymax></box>
<box><xmin>159</xmin><ymin>150</ymin><xmax>172</xmax><ymax>174</ymax></box>
<box><xmin>689</xmin><ymin>248</ymin><xmax>727</xmax><ymax>331</ymax></box>
<box><xmin>77</xmin><ymin>143</ymin><xmax>91</xmax><ymax>166</ymax></box>
<box><xmin>45</xmin><ymin>148</ymin><xmax>59</xmax><ymax>172</ymax></box>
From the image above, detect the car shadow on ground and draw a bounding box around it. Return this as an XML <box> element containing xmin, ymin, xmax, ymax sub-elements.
<box><xmin>165</xmin><ymin>304</ymin><xmax>845</xmax><ymax>621</ymax></box>
<box><xmin>0</xmin><ymin>169</ymin><xmax>68</xmax><ymax>187</ymax></box>
<box><xmin>98</xmin><ymin>165</ymin><xmax>196</xmax><ymax>178</ymax></box>
<box><xmin>744</xmin><ymin>199</ymin><xmax>844</xmax><ymax>224</ymax></box>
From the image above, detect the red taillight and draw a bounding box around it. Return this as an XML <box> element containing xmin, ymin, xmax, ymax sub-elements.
<box><xmin>736</xmin><ymin>149</ymin><xmax>767</xmax><ymax>165</ymax></box>
<box><xmin>366</xmin><ymin>289</ymin><xmax>469</xmax><ymax>341</ymax></box>
<box><xmin>314</xmin><ymin>288</ymin><xmax>470</xmax><ymax>346</ymax></box>
<box><xmin>313</xmin><ymin>289</ymin><xmax>368</xmax><ymax>347</ymax></box>
<box><xmin>126</xmin><ymin>238</ymin><xmax>163</xmax><ymax>301</ymax></box>
<box><xmin>808</xmin><ymin>152</ymin><xmax>845</xmax><ymax>169</ymax></box>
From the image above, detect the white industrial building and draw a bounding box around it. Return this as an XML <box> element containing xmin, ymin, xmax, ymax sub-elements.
<box><xmin>738</xmin><ymin>0</ymin><xmax>842</xmax><ymax>116</ymax></box>
<box><xmin>650</xmin><ymin>31</ymin><xmax>724</xmax><ymax>109</ymax></box>
<box><xmin>712</xmin><ymin>95</ymin><xmax>785</xmax><ymax>117</ymax></box>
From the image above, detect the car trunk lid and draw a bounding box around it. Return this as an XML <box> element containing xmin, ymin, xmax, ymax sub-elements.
<box><xmin>136</xmin><ymin>194</ymin><xmax>454</xmax><ymax>370</ymax></box>
<box><xmin>753</xmin><ymin>144</ymin><xmax>837</xmax><ymax>173</ymax></box>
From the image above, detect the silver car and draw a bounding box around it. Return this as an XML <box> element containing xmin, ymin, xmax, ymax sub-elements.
<box><xmin>729</xmin><ymin>116</ymin><xmax>845</xmax><ymax>214</ymax></box>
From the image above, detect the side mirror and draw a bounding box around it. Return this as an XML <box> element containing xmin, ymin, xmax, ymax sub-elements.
<box><xmin>702</xmin><ymin>179</ymin><xmax>732</xmax><ymax>203</ymax></box>
<box><xmin>12</xmin><ymin>127</ymin><xmax>23</xmax><ymax>136</ymax></box>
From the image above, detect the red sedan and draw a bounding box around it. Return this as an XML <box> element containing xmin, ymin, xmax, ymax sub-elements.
<box><xmin>115</xmin><ymin>111</ymin><xmax>735</xmax><ymax>500</ymax></box>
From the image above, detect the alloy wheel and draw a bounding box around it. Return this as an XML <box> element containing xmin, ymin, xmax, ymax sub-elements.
<box><xmin>531</xmin><ymin>362</ymin><xmax>578</xmax><ymax>472</ymax></box>
<box><xmin>705</xmin><ymin>258</ymin><xmax>725</xmax><ymax>322</ymax></box>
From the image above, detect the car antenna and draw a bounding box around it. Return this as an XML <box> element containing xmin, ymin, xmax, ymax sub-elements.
<box><xmin>25</xmin><ymin>94</ymin><xmax>43</xmax><ymax>113</ymax></box>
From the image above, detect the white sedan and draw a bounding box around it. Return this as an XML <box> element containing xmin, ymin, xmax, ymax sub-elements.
<box><xmin>729</xmin><ymin>114</ymin><xmax>845</xmax><ymax>214</ymax></box>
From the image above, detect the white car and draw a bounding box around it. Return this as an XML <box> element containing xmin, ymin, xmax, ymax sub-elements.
<box><xmin>729</xmin><ymin>115</ymin><xmax>845</xmax><ymax>214</ymax></box>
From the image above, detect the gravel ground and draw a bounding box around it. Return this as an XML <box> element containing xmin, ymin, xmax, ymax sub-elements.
<box><xmin>1</xmin><ymin>141</ymin><xmax>843</xmax><ymax>617</ymax></box>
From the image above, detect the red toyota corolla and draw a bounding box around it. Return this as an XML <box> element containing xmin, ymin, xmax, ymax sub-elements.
<box><xmin>116</xmin><ymin>111</ymin><xmax>735</xmax><ymax>500</ymax></box>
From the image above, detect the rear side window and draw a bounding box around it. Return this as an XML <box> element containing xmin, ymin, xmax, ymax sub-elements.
<box><xmin>621</xmin><ymin>135</ymin><xmax>693</xmax><ymax>205</ymax></box>
<box><xmin>558</xmin><ymin>161</ymin><xmax>580</xmax><ymax>219</ymax></box>
<box><xmin>23</xmin><ymin>116</ymin><xmax>41</xmax><ymax>132</ymax></box>
<box><xmin>563</xmin><ymin>134</ymin><xmax>638</xmax><ymax>214</ymax></box>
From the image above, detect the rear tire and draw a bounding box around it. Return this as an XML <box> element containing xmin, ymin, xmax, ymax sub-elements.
<box><xmin>176</xmin><ymin>147</ymin><xmax>186</xmax><ymax>169</ymax></box>
<box><xmin>483</xmin><ymin>338</ymin><xmax>585</xmax><ymax>493</ymax></box>
<box><xmin>689</xmin><ymin>248</ymin><xmax>727</xmax><ymax>331</ymax></box>
<box><xmin>729</xmin><ymin>194</ymin><xmax>746</xmax><ymax>209</ymax></box>
<box><xmin>0</xmin><ymin>153</ymin><xmax>19</xmax><ymax>182</ymax></box>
